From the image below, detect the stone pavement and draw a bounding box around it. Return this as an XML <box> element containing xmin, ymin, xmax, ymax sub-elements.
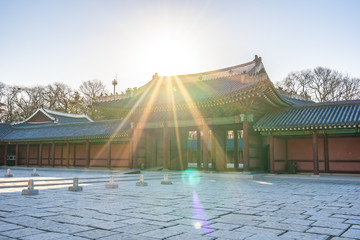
<box><xmin>0</xmin><ymin>168</ymin><xmax>360</xmax><ymax>240</ymax></box>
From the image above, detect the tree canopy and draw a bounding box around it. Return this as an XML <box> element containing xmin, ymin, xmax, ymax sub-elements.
<box><xmin>277</xmin><ymin>67</ymin><xmax>360</xmax><ymax>102</ymax></box>
<box><xmin>0</xmin><ymin>79</ymin><xmax>109</xmax><ymax>123</ymax></box>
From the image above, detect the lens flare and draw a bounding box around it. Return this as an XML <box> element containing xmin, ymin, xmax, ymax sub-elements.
<box><xmin>181</xmin><ymin>169</ymin><xmax>200</xmax><ymax>187</ymax></box>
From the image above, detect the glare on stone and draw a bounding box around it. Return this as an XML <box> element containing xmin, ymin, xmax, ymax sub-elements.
<box><xmin>194</xmin><ymin>221</ymin><xmax>202</xmax><ymax>229</ymax></box>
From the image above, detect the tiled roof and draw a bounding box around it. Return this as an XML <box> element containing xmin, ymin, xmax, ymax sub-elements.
<box><xmin>254</xmin><ymin>100</ymin><xmax>360</xmax><ymax>132</ymax></box>
<box><xmin>3</xmin><ymin>119</ymin><xmax>130</xmax><ymax>141</ymax></box>
<box><xmin>0</xmin><ymin>124</ymin><xmax>12</xmax><ymax>139</ymax></box>
<box><xmin>13</xmin><ymin>106</ymin><xmax>92</xmax><ymax>127</ymax></box>
<box><xmin>96</xmin><ymin>57</ymin><xmax>276</xmax><ymax>109</ymax></box>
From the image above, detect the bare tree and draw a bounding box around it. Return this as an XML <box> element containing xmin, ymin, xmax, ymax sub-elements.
<box><xmin>45</xmin><ymin>82</ymin><xmax>73</xmax><ymax>112</ymax></box>
<box><xmin>277</xmin><ymin>67</ymin><xmax>360</xmax><ymax>102</ymax></box>
<box><xmin>1</xmin><ymin>86</ymin><xmax>22</xmax><ymax>122</ymax></box>
<box><xmin>79</xmin><ymin>79</ymin><xmax>108</xmax><ymax>119</ymax></box>
<box><xmin>15</xmin><ymin>86</ymin><xmax>45</xmax><ymax>120</ymax></box>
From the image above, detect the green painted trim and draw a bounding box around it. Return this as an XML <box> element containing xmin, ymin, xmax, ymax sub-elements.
<box><xmin>141</xmin><ymin>114</ymin><xmax>254</xmax><ymax>129</ymax></box>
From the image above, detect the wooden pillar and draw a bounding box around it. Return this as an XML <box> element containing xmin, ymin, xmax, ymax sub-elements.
<box><xmin>312</xmin><ymin>132</ymin><xmax>319</xmax><ymax>175</ymax></box>
<box><xmin>234</xmin><ymin>129</ymin><xmax>239</xmax><ymax>170</ymax></box>
<box><xmin>163</xmin><ymin>122</ymin><xmax>169</xmax><ymax>169</ymax></box>
<box><xmin>324</xmin><ymin>135</ymin><xmax>329</xmax><ymax>173</ymax></box>
<box><xmin>132</xmin><ymin>126</ymin><xmax>141</xmax><ymax>169</ymax></box>
<box><xmin>39</xmin><ymin>143</ymin><xmax>42</xmax><ymax>167</ymax></box>
<box><xmin>211</xmin><ymin>128</ymin><xmax>216</xmax><ymax>170</ymax></box>
<box><xmin>196</xmin><ymin>130</ymin><xmax>201</xmax><ymax>169</ymax></box>
<box><xmin>215</xmin><ymin>128</ymin><xmax>226</xmax><ymax>171</ymax></box>
<box><xmin>26</xmin><ymin>143</ymin><xmax>30</xmax><ymax>167</ymax></box>
<box><xmin>182</xmin><ymin>129</ymin><xmax>188</xmax><ymax>170</ymax></box>
<box><xmin>243</xmin><ymin>121</ymin><xmax>249</xmax><ymax>171</ymax></box>
<box><xmin>73</xmin><ymin>143</ymin><xmax>77</xmax><ymax>167</ymax></box>
<box><xmin>86</xmin><ymin>140</ymin><xmax>90</xmax><ymax>168</ymax></box>
<box><xmin>60</xmin><ymin>144</ymin><xmax>64</xmax><ymax>166</ymax></box>
<box><xmin>66</xmin><ymin>142</ymin><xmax>70</xmax><ymax>168</ymax></box>
<box><xmin>47</xmin><ymin>143</ymin><xmax>51</xmax><ymax>166</ymax></box>
<box><xmin>51</xmin><ymin>142</ymin><xmax>55</xmax><ymax>167</ymax></box>
<box><xmin>285</xmin><ymin>137</ymin><xmax>288</xmax><ymax>172</ymax></box>
<box><xmin>3</xmin><ymin>143</ymin><xmax>8</xmax><ymax>166</ymax></box>
<box><xmin>203</xmin><ymin>127</ymin><xmax>209</xmax><ymax>170</ymax></box>
<box><xmin>269</xmin><ymin>134</ymin><xmax>274</xmax><ymax>173</ymax></box>
<box><xmin>15</xmin><ymin>143</ymin><xmax>19</xmax><ymax>166</ymax></box>
<box><xmin>107</xmin><ymin>141</ymin><xmax>111</xmax><ymax>169</ymax></box>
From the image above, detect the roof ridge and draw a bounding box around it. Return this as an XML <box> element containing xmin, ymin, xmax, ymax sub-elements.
<box><xmin>293</xmin><ymin>100</ymin><xmax>360</xmax><ymax>108</ymax></box>
<box><xmin>12</xmin><ymin>118</ymin><xmax>125</xmax><ymax>130</ymax></box>
<box><xmin>44</xmin><ymin>108</ymin><xmax>93</xmax><ymax>121</ymax></box>
<box><xmin>162</xmin><ymin>60</ymin><xmax>256</xmax><ymax>79</ymax></box>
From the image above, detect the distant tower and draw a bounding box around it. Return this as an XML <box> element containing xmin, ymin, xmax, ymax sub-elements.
<box><xmin>112</xmin><ymin>74</ymin><xmax>118</xmax><ymax>95</ymax></box>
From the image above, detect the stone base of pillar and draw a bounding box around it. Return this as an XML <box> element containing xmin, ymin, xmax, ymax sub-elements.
<box><xmin>105</xmin><ymin>183</ymin><xmax>119</xmax><ymax>189</ymax></box>
<box><xmin>136</xmin><ymin>181</ymin><xmax>148</xmax><ymax>186</ymax></box>
<box><xmin>4</xmin><ymin>174</ymin><xmax>13</xmax><ymax>177</ymax></box>
<box><xmin>22</xmin><ymin>189</ymin><xmax>39</xmax><ymax>195</ymax></box>
<box><xmin>68</xmin><ymin>186</ymin><xmax>83</xmax><ymax>192</ymax></box>
<box><xmin>31</xmin><ymin>173</ymin><xmax>40</xmax><ymax>177</ymax></box>
<box><xmin>161</xmin><ymin>180</ymin><xmax>172</xmax><ymax>185</ymax></box>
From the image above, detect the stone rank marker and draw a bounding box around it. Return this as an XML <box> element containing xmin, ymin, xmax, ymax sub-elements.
<box><xmin>105</xmin><ymin>176</ymin><xmax>118</xmax><ymax>189</ymax></box>
<box><xmin>4</xmin><ymin>169</ymin><xmax>13</xmax><ymax>177</ymax></box>
<box><xmin>161</xmin><ymin>174</ymin><xmax>172</xmax><ymax>185</ymax></box>
<box><xmin>22</xmin><ymin>179</ymin><xmax>39</xmax><ymax>195</ymax></box>
<box><xmin>31</xmin><ymin>168</ymin><xmax>40</xmax><ymax>177</ymax></box>
<box><xmin>136</xmin><ymin>175</ymin><xmax>148</xmax><ymax>186</ymax></box>
<box><xmin>68</xmin><ymin>177</ymin><xmax>83</xmax><ymax>192</ymax></box>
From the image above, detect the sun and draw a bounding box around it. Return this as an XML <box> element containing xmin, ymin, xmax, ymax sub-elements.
<box><xmin>138</xmin><ymin>32</ymin><xmax>201</xmax><ymax>76</ymax></box>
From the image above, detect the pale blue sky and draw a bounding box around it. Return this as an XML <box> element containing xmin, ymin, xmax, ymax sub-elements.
<box><xmin>0</xmin><ymin>0</ymin><xmax>359</xmax><ymax>93</ymax></box>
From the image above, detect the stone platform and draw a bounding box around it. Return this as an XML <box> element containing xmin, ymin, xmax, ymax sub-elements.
<box><xmin>0</xmin><ymin>167</ymin><xmax>359</xmax><ymax>239</ymax></box>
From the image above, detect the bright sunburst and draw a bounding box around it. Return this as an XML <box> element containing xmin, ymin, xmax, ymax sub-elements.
<box><xmin>138</xmin><ymin>31</ymin><xmax>200</xmax><ymax>76</ymax></box>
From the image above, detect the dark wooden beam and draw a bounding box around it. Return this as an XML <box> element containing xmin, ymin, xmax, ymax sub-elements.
<box><xmin>203</xmin><ymin>127</ymin><xmax>209</xmax><ymax>170</ymax></box>
<box><xmin>211</xmin><ymin>128</ymin><xmax>216</xmax><ymax>170</ymax></box>
<box><xmin>26</xmin><ymin>143</ymin><xmax>30</xmax><ymax>167</ymax></box>
<box><xmin>3</xmin><ymin>143</ymin><xmax>8</xmax><ymax>166</ymax></box>
<box><xmin>269</xmin><ymin>134</ymin><xmax>274</xmax><ymax>173</ymax></box>
<box><xmin>243</xmin><ymin>121</ymin><xmax>249</xmax><ymax>171</ymax></box>
<box><xmin>234</xmin><ymin>129</ymin><xmax>239</xmax><ymax>170</ymax></box>
<box><xmin>196</xmin><ymin>130</ymin><xmax>201</xmax><ymax>169</ymax></box>
<box><xmin>86</xmin><ymin>140</ymin><xmax>90</xmax><ymax>168</ymax></box>
<box><xmin>15</xmin><ymin>143</ymin><xmax>19</xmax><ymax>166</ymax></box>
<box><xmin>312</xmin><ymin>132</ymin><xmax>319</xmax><ymax>175</ymax></box>
<box><xmin>163</xmin><ymin>122</ymin><xmax>169</xmax><ymax>169</ymax></box>
<box><xmin>47</xmin><ymin>143</ymin><xmax>51</xmax><ymax>166</ymax></box>
<box><xmin>107</xmin><ymin>140</ymin><xmax>111</xmax><ymax>169</ymax></box>
<box><xmin>66</xmin><ymin>142</ymin><xmax>70</xmax><ymax>168</ymax></box>
<box><xmin>39</xmin><ymin>143</ymin><xmax>42</xmax><ymax>167</ymax></box>
<box><xmin>60</xmin><ymin>144</ymin><xmax>64</xmax><ymax>166</ymax></box>
<box><xmin>215</xmin><ymin>128</ymin><xmax>226</xmax><ymax>171</ymax></box>
<box><xmin>51</xmin><ymin>142</ymin><xmax>55</xmax><ymax>167</ymax></box>
<box><xmin>324</xmin><ymin>134</ymin><xmax>329</xmax><ymax>173</ymax></box>
<box><xmin>73</xmin><ymin>143</ymin><xmax>77</xmax><ymax>167</ymax></box>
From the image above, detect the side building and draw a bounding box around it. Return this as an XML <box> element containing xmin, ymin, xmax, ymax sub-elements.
<box><xmin>0</xmin><ymin>106</ymin><xmax>132</xmax><ymax>168</ymax></box>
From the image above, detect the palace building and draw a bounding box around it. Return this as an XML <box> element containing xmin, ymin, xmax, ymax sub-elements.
<box><xmin>1</xmin><ymin>56</ymin><xmax>360</xmax><ymax>174</ymax></box>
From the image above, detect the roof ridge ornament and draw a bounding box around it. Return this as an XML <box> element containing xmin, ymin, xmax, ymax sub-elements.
<box><xmin>254</xmin><ymin>55</ymin><xmax>262</xmax><ymax>63</ymax></box>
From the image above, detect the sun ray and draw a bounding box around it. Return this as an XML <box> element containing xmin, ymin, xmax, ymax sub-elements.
<box><xmin>173</xmin><ymin>76</ymin><xmax>227</xmax><ymax>169</ymax></box>
<box><xmin>93</xmin><ymin>77</ymin><xmax>163</xmax><ymax>167</ymax></box>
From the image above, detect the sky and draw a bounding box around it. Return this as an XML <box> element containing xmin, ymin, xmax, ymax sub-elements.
<box><xmin>0</xmin><ymin>0</ymin><xmax>359</xmax><ymax>94</ymax></box>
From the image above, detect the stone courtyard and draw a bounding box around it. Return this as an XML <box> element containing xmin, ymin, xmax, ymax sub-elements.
<box><xmin>0</xmin><ymin>168</ymin><xmax>360</xmax><ymax>240</ymax></box>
